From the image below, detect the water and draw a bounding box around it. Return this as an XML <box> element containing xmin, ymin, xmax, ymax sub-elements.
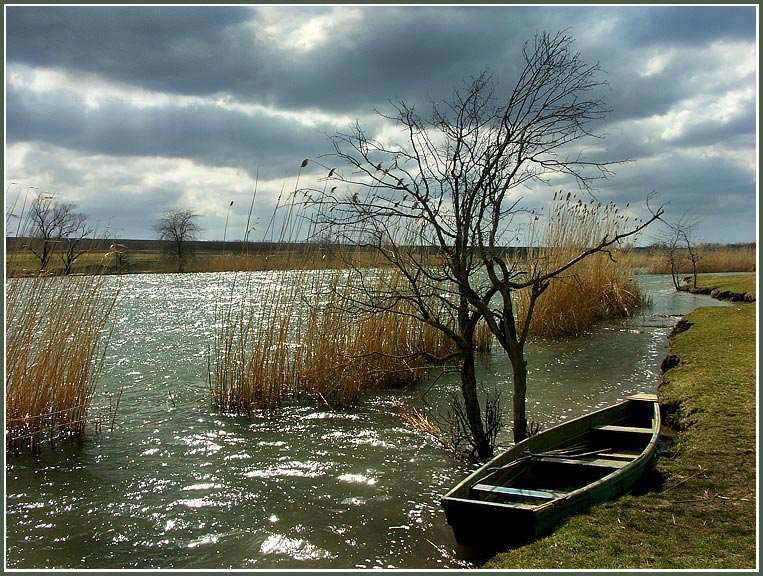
<box><xmin>5</xmin><ymin>273</ymin><xmax>728</xmax><ymax>569</ymax></box>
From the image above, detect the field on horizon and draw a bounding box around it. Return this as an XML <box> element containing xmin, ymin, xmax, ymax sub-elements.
<box><xmin>5</xmin><ymin>238</ymin><xmax>757</xmax><ymax>276</ymax></box>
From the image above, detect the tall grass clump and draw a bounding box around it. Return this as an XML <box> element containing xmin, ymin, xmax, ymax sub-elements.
<box><xmin>521</xmin><ymin>194</ymin><xmax>646</xmax><ymax>338</ymax></box>
<box><xmin>209</xmin><ymin>268</ymin><xmax>308</xmax><ymax>414</ymax></box>
<box><xmin>296</xmin><ymin>260</ymin><xmax>493</xmax><ymax>405</ymax></box>
<box><xmin>299</xmin><ymin>268</ymin><xmax>446</xmax><ymax>405</ymax></box>
<box><xmin>5</xmin><ymin>199</ymin><xmax>119</xmax><ymax>453</ymax></box>
<box><xmin>208</xmin><ymin>165</ymin><xmax>354</xmax><ymax>413</ymax></box>
<box><xmin>209</xmin><ymin>251</ymin><xmax>462</xmax><ymax>413</ymax></box>
<box><xmin>208</xmin><ymin>163</ymin><xmax>496</xmax><ymax>415</ymax></box>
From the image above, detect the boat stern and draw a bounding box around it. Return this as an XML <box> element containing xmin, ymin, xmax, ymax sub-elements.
<box><xmin>440</xmin><ymin>494</ymin><xmax>539</xmax><ymax>549</ymax></box>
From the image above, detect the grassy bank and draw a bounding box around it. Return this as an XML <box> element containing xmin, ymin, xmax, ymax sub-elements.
<box><xmin>684</xmin><ymin>273</ymin><xmax>757</xmax><ymax>302</ymax></box>
<box><xmin>484</xmin><ymin>274</ymin><xmax>757</xmax><ymax>569</ymax></box>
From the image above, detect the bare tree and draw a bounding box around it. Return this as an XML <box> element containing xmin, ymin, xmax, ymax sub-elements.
<box><xmin>59</xmin><ymin>213</ymin><xmax>96</xmax><ymax>275</ymax></box>
<box><xmin>310</xmin><ymin>31</ymin><xmax>663</xmax><ymax>460</ymax></box>
<box><xmin>26</xmin><ymin>195</ymin><xmax>58</xmax><ymax>270</ymax></box>
<box><xmin>27</xmin><ymin>194</ymin><xmax>93</xmax><ymax>272</ymax></box>
<box><xmin>152</xmin><ymin>209</ymin><xmax>203</xmax><ymax>272</ymax></box>
<box><xmin>661</xmin><ymin>215</ymin><xmax>703</xmax><ymax>290</ymax></box>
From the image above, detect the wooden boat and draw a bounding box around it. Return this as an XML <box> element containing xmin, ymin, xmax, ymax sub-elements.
<box><xmin>441</xmin><ymin>393</ymin><xmax>660</xmax><ymax>549</ymax></box>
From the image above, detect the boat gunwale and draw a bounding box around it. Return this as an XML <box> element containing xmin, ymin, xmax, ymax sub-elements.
<box><xmin>441</xmin><ymin>395</ymin><xmax>661</xmax><ymax>515</ymax></box>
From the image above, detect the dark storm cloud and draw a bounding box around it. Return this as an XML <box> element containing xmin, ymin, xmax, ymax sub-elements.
<box><xmin>269</xmin><ymin>6</ymin><xmax>525</xmax><ymax>111</ymax></box>
<box><xmin>671</xmin><ymin>112</ymin><xmax>756</xmax><ymax>151</ymax></box>
<box><xmin>6</xmin><ymin>81</ymin><xmax>328</xmax><ymax>171</ymax></box>
<box><xmin>615</xmin><ymin>5</ymin><xmax>756</xmax><ymax>46</ymax></box>
<box><xmin>603</xmin><ymin>143</ymin><xmax>757</xmax><ymax>244</ymax></box>
<box><xmin>5</xmin><ymin>5</ymin><xmax>256</xmax><ymax>97</ymax></box>
<box><xmin>518</xmin><ymin>6</ymin><xmax>757</xmax><ymax>123</ymax></box>
<box><xmin>7</xmin><ymin>5</ymin><xmax>755</xmax><ymax>117</ymax></box>
<box><xmin>1</xmin><ymin>6</ymin><xmax>619</xmax><ymax>114</ymax></box>
<box><xmin>6</xmin><ymin>5</ymin><xmax>521</xmax><ymax>114</ymax></box>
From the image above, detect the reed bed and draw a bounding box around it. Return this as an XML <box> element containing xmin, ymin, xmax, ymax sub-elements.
<box><xmin>6</xmin><ymin>208</ymin><xmax>119</xmax><ymax>453</ymax></box>
<box><xmin>299</xmin><ymin>287</ymin><xmax>454</xmax><ymax>405</ymax></box>
<box><xmin>208</xmin><ymin>235</ymin><xmax>494</xmax><ymax>413</ymax></box>
<box><xmin>520</xmin><ymin>195</ymin><xmax>646</xmax><ymax>338</ymax></box>
<box><xmin>631</xmin><ymin>244</ymin><xmax>756</xmax><ymax>275</ymax></box>
<box><xmin>209</xmin><ymin>178</ymin><xmax>347</xmax><ymax>413</ymax></box>
<box><xmin>209</xmin><ymin>269</ymin><xmax>305</xmax><ymax>415</ymax></box>
<box><xmin>209</xmin><ymin>260</ymin><xmax>482</xmax><ymax>413</ymax></box>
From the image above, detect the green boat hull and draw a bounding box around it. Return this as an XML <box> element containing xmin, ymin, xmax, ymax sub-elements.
<box><xmin>441</xmin><ymin>394</ymin><xmax>660</xmax><ymax>549</ymax></box>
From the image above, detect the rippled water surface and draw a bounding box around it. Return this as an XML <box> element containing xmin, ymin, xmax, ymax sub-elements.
<box><xmin>5</xmin><ymin>273</ymin><xmax>728</xmax><ymax>569</ymax></box>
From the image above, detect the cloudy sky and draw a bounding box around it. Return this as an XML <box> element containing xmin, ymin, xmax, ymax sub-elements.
<box><xmin>4</xmin><ymin>4</ymin><xmax>758</xmax><ymax>244</ymax></box>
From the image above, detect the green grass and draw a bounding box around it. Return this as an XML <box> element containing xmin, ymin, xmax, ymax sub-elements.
<box><xmin>483</xmin><ymin>274</ymin><xmax>757</xmax><ymax>569</ymax></box>
<box><xmin>686</xmin><ymin>272</ymin><xmax>756</xmax><ymax>302</ymax></box>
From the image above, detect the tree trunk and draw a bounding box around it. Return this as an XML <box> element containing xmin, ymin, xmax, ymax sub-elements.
<box><xmin>668</xmin><ymin>247</ymin><xmax>680</xmax><ymax>290</ymax></box>
<box><xmin>40</xmin><ymin>240</ymin><xmax>55</xmax><ymax>270</ymax></box>
<box><xmin>493</xmin><ymin>319</ymin><xmax>529</xmax><ymax>444</ymax></box>
<box><xmin>460</xmin><ymin>347</ymin><xmax>493</xmax><ymax>460</ymax></box>
<box><xmin>511</xmin><ymin>352</ymin><xmax>529</xmax><ymax>443</ymax></box>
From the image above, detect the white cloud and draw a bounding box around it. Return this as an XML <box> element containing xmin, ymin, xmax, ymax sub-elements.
<box><xmin>7</xmin><ymin>62</ymin><xmax>193</xmax><ymax>110</ymax></box>
<box><xmin>258</xmin><ymin>6</ymin><xmax>364</xmax><ymax>53</ymax></box>
<box><xmin>639</xmin><ymin>48</ymin><xmax>676</xmax><ymax>78</ymax></box>
<box><xmin>4</xmin><ymin>143</ymin><xmax>293</xmax><ymax>240</ymax></box>
<box><xmin>656</xmin><ymin>84</ymin><xmax>754</xmax><ymax>143</ymax></box>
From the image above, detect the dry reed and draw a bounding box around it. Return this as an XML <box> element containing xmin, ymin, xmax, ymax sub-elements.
<box><xmin>520</xmin><ymin>194</ymin><xmax>646</xmax><ymax>338</ymax></box>
<box><xmin>6</xmin><ymin>197</ymin><xmax>119</xmax><ymax>453</ymax></box>
<box><xmin>631</xmin><ymin>244</ymin><xmax>756</xmax><ymax>275</ymax></box>
<box><xmin>398</xmin><ymin>405</ymin><xmax>458</xmax><ymax>453</ymax></box>
<box><xmin>209</xmin><ymin>258</ymin><xmax>469</xmax><ymax>413</ymax></box>
<box><xmin>209</xmin><ymin>268</ymin><xmax>305</xmax><ymax>414</ymax></box>
<box><xmin>295</xmin><ymin>264</ymin><xmax>493</xmax><ymax>407</ymax></box>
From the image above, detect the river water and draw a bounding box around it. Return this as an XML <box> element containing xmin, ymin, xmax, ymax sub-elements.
<box><xmin>5</xmin><ymin>273</ymin><xmax>728</xmax><ymax>569</ymax></box>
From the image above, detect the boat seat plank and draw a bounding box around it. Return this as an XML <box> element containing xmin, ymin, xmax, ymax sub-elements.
<box><xmin>535</xmin><ymin>455</ymin><xmax>628</xmax><ymax>469</ymax></box>
<box><xmin>593</xmin><ymin>424</ymin><xmax>654</xmax><ymax>435</ymax></box>
<box><xmin>471</xmin><ymin>484</ymin><xmax>565</xmax><ymax>500</ymax></box>
<box><xmin>628</xmin><ymin>392</ymin><xmax>658</xmax><ymax>402</ymax></box>
<box><xmin>587</xmin><ymin>458</ymin><xmax>631</xmax><ymax>468</ymax></box>
<box><xmin>604</xmin><ymin>451</ymin><xmax>639</xmax><ymax>460</ymax></box>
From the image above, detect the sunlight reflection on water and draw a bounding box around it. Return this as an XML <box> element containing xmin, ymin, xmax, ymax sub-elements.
<box><xmin>5</xmin><ymin>273</ymin><xmax>729</xmax><ymax>569</ymax></box>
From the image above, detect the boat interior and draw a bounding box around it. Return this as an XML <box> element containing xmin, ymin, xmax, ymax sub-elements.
<box><xmin>468</xmin><ymin>411</ymin><xmax>656</xmax><ymax>508</ymax></box>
